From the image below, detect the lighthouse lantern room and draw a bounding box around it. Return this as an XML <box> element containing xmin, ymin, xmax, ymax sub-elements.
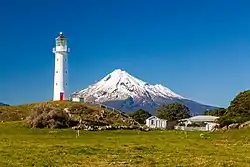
<box><xmin>53</xmin><ymin>32</ymin><xmax>70</xmax><ymax>101</ymax></box>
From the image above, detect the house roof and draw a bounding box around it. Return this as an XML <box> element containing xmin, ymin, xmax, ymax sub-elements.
<box><xmin>146</xmin><ymin>116</ymin><xmax>157</xmax><ymax>120</ymax></box>
<box><xmin>146</xmin><ymin>116</ymin><xmax>167</xmax><ymax>121</ymax></box>
<box><xmin>181</xmin><ymin>115</ymin><xmax>219</xmax><ymax>122</ymax></box>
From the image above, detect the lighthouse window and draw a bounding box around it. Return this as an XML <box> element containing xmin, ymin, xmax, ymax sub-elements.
<box><xmin>66</xmin><ymin>83</ymin><xmax>68</xmax><ymax>86</ymax></box>
<box><xmin>56</xmin><ymin>83</ymin><xmax>58</xmax><ymax>85</ymax></box>
<box><xmin>56</xmin><ymin>71</ymin><xmax>58</xmax><ymax>73</ymax></box>
<box><xmin>57</xmin><ymin>58</ymin><xmax>59</xmax><ymax>61</ymax></box>
<box><xmin>65</xmin><ymin>70</ymin><xmax>68</xmax><ymax>74</ymax></box>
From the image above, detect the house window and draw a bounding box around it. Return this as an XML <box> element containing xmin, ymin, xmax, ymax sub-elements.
<box><xmin>151</xmin><ymin>120</ymin><xmax>154</xmax><ymax>125</ymax></box>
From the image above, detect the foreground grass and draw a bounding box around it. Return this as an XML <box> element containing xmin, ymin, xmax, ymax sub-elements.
<box><xmin>0</xmin><ymin>122</ymin><xmax>250</xmax><ymax>167</ymax></box>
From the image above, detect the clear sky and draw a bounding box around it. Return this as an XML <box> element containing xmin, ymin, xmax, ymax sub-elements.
<box><xmin>0</xmin><ymin>0</ymin><xmax>250</xmax><ymax>107</ymax></box>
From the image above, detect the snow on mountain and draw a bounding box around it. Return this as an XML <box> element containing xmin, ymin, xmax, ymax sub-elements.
<box><xmin>73</xmin><ymin>69</ymin><xmax>216</xmax><ymax>115</ymax></box>
<box><xmin>0</xmin><ymin>102</ymin><xmax>8</xmax><ymax>106</ymax></box>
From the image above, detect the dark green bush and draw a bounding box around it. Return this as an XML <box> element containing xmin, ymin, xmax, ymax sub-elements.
<box><xmin>216</xmin><ymin>116</ymin><xmax>234</xmax><ymax>127</ymax></box>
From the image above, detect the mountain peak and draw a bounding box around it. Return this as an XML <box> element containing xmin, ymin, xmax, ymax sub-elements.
<box><xmin>111</xmin><ymin>69</ymin><xmax>125</xmax><ymax>74</ymax></box>
<box><xmin>99</xmin><ymin>69</ymin><xmax>147</xmax><ymax>87</ymax></box>
<box><xmin>106</xmin><ymin>69</ymin><xmax>132</xmax><ymax>80</ymax></box>
<box><xmin>77</xmin><ymin>69</ymin><xmax>184</xmax><ymax>102</ymax></box>
<box><xmin>74</xmin><ymin>69</ymin><xmax>215</xmax><ymax>114</ymax></box>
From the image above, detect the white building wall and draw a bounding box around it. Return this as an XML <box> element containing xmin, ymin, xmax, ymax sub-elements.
<box><xmin>205</xmin><ymin>122</ymin><xmax>218</xmax><ymax>131</ymax></box>
<box><xmin>72</xmin><ymin>97</ymin><xmax>84</xmax><ymax>102</ymax></box>
<box><xmin>146</xmin><ymin>116</ymin><xmax>167</xmax><ymax>129</ymax></box>
<box><xmin>146</xmin><ymin>119</ymin><xmax>150</xmax><ymax>127</ymax></box>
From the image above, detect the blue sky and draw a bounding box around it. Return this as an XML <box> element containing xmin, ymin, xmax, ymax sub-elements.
<box><xmin>0</xmin><ymin>0</ymin><xmax>250</xmax><ymax>107</ymax></box>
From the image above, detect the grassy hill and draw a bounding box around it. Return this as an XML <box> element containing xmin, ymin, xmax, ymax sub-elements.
<box><xmin>0</xmin><ymin>121</ymin><xmax>250</xmax><ymax>166</ymax></box>
<box><xmin>0</xmin><ymin>101</ymin><xmax>73</xmax><ymax>121</ymax></box>
<box><xmin>0</xmin><ymin>101</ymin><xmax>135</xmax><ymax>126</ymax></box>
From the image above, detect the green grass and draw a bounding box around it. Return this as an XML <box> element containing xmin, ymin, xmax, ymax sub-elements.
<box><xmin>0</xmin><ymin>122</ymin><xmax>250</xmax><ymax>166</ymax></box>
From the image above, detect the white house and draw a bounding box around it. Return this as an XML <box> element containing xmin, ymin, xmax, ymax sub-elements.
<box><xmin>176</xmin><ymin>115</ymin><xmax>219</xmax><ymax>131</ymax></box>
<box><xmin>146</xmin><ymin>116</ymin><xmax>167</xmax><ymax>129</ymax></box>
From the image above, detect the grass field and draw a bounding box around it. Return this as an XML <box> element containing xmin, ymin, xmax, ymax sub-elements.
<box><xmin>0</xmin><ymin>122</ymin><xmax>250</xmax><ymax>167</ymax></box>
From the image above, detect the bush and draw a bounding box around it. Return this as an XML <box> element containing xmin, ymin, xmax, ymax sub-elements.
<box><xmin>233</xmin><ymin>116</ymin><xmax>250</xmax><ymax>124</ymax></box>
<box><xmin>216</xmin><ymin>116</ymin><xmax>234</xmax><ymax>127</ymax></box>
<box><xmin>26</xmin><ymin>103</ymin><xmax>70</xmax><ymax>128</ymax></box>
<box><xmin>217</xmin><ymin>115</ymin><xmax>250</xmax><ymax>128</ymax></box>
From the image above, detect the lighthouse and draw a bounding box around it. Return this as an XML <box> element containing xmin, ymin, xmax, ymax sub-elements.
<box><xmin>53</xmin><ymin>32</ymin><xmax>70</xmax><ymax>101</ymax></box>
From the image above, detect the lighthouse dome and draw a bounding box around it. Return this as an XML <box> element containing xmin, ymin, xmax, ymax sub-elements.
<box><xmin>56</xmin><ymin>32</ymin><xmax>66</xmax><ymax>39</ymax></box>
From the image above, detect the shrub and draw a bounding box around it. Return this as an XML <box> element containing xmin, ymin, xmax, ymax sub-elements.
<box><xmin>26</xmin><ymin>103</ymin><xmax>70</xmax><ymax>128</ymax></box>
<box><xmin>216</xmin><ymin>115</ymin><xmax>250</xmax><ymax>128</ymax></box>
<box><xmin>217</xmin><ymin>116</ymin><xmax>234</xmax><ymax>128</ymax></box>
<box><xmin>233</xmin><ymin>116</ymin><xmax>250</xmax><ymax>124</ymax></box>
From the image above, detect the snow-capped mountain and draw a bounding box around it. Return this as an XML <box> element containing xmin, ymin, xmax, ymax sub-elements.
<box><xmin>0</xmin><ymin>102</ymin><xmax>8</xmax><ymax>106</ymax></box>
<box><xmin>73</xmin><ymin>69</ymin><xmax>216</xmax><ymax>115</ymax></box>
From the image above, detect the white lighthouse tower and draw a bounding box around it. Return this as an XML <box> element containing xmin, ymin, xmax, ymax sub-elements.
<box><xmin>53</xmin><ymin>32</ymin><xmax>70</xmax><ymax>101</ymax></box>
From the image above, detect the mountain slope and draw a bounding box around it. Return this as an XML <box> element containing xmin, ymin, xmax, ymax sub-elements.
<box><xmin>73</xmin><ymin>69</ymin><xmax>216</xmax><ymax>115</ymax></box>
<box><xmin>0</xmin><ymin>102</ymin><xmax>8</xmax><ymax>106</ymax></box>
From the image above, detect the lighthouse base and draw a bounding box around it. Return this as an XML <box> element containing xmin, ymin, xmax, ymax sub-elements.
<box><xmin>53</xmin><ymin>92</ymin><xmax>67</xmax><ymax>101</ymax></box>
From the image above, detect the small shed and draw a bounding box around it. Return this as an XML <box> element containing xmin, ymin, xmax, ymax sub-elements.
<box><xmin>70</xmin><ymin>93</ymin><xmax>84</xmax><ymax>102</ymax></box>
<box><xmin>71</xmin><ymin>97</ymin><xmax>84</xmax><ymax>102</ymax></box>
<box><xmin>146</xmin><ymin>116</ymin><xmax>167</xmax><ymax>129</ymax></box>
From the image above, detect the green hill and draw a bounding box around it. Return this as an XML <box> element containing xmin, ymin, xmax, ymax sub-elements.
<box><xmin>0</xmin><ymin>101</ymin><xmax>74</xmax><ymax>121</ymax></box>
<box><xmin>0</xmin><ymin>101</ymin><xmax>137</xmax><ymax>127</ymax></box>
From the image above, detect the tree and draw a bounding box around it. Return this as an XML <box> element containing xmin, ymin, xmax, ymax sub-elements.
<box><xmin>227</xmin><ymin>90</ymin><xmax>250</xmax><ymax>117</ymax></box>
<box><xmin>205</xmin><ymin>108</ymin><xmax>226</xmax><ymax>117</ymax></box>
<box><xmin>217</xmin><ymin>90</ymin><xmax>250</xmax><ymax>127</ymax></box>
<box><xmin>129</xmin><ymin>109</ymin><xmax>152</xmax><ymax>124</ymax></box>
<box><xmin>156</xmin><ymin>103</ymin><xmax>190</xmax><ymax>121</ymax></box>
